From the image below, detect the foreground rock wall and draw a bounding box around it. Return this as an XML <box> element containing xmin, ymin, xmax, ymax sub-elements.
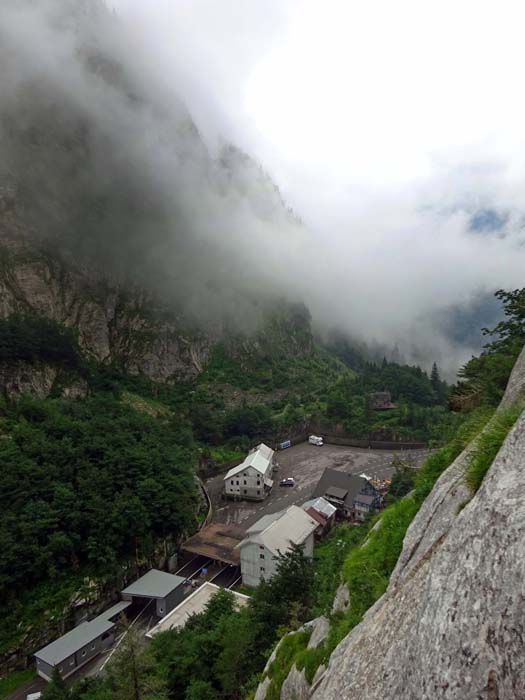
<box><xmin>311</xmin><ymin>346</ymin><xmax>525</xmax><ymax>700</ymax></box>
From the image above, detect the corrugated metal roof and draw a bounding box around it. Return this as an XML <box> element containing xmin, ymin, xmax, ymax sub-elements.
<box><xmin>240</xmin><ymin>505</ymin><xmax>318</xmax><ymax>556</ymax></box>
<box><xmin>302</xmin><ymin>497</ymin><xmax>337</xmax><ymax>519</ymax></box>
<box><xmin>121</xmin><ymin>569</ymin><xmax>185</xmax><ymax>599</ymax></box>
<box><xmin>35</xmin><ymin>619</ymin><xmax>114</xmax><ymax>666</ymax></box>
<box><xmin>224</xmin><ymin>443</ymin><xmax>274</xmax><ymax>480</ymax></box>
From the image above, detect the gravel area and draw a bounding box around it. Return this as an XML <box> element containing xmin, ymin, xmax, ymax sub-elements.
<box><xmin>206</xmin><ymin>442</ymin><xmax>432</xmax><ymax>530</ymax></box>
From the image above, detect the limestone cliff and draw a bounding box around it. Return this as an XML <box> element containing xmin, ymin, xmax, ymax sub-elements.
<box><xmin>0</xmin><ymin>231</ymin><xmax>213</xmax><ymax>385</ymax></box>
<box><xmin>308</xmin><ymin>347</ymin><xmax>525</xmax><ymax>699</ymax></box>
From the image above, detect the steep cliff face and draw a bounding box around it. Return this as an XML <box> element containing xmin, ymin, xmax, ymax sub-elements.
<box><xmin>0</xmin><ymin>203</ymin><xmax>214</xmax><ymax>386</ymax></box>
<box><xmin>309</xmin><ymin>347</ymin><xmax>525</xmax><ymax>700</ymax></box>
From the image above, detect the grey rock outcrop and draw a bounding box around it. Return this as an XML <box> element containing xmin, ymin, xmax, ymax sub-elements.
<box><xmin>0</xmin><ymin>360</ymin><xmax>58</xmax><ymax>399</ymax></box>
<box><xmin>0</xmin><ymin>234</ymin><xmax>213</xmax><ymax>385</ymax></box>
<box><xmin>254</xmin><ymin>677</ymin><xmax>271</xmax><ymax>700</ymax></box>
<box><xmin>312</xmin><ymin>345</ymin><xmax>525</xmax><ymax>700</ymax></box>
<box><xmin>280</xmin><ymin>664</ymin><xmax>310</xmax><ymax>700</ymax></box>
<box><xmin>331</xmin><ymin>583</ymin><xmax>350</xmax><ymax>614</ymax></box>
<box><xmin>306</xmin><ymin>616</ymin><xmax>330</xmax><ymax>650</ymax></box>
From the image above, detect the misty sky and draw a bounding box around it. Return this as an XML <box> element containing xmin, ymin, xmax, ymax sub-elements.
<box><xmin>108</xmin><ymin>0</ymin><xmax>525</xmax><ymax>369</ymax></box>
<box><xmin>3</xmin><ymin>0</ymin><xmax>525</xmax><ymax>375</ymax></box>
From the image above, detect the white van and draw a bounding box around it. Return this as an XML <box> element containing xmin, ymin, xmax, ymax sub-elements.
<box><xmin>308</xmin><ymin>435</ymin><xmax>324</xmax><ymax>446</ymax></box>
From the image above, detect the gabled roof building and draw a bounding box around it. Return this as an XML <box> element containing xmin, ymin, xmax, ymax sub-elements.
<box><xmin>224</xmin><ymin>443</ymin><xmax>275</xmax><ymax>501</ymax></box>
<box><xmin>312</xmin><ymin>468</ymin><xmax>380</xmax><ymax>521</ymax></box>
<box><xmin>34</xmin><ymin>601</ymin><xmax>131</xmax><ymax>681</ymax></box>
<box><xmin>302</xmin><ymin>496</ymin><xmax>337</xmax><ymax>535</ymax></box>
<box><xmin>238</xmin><ymin>505</ymin><xmax>318</xmax><ymax>587</ymax></box>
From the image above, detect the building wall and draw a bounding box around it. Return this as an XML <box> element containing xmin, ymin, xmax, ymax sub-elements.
<box><xmin>240</xmin><ymin>543</ymin><xmax>276</xmax><ymax>587</ymax></box>
<box><xmin>240</xmin><ymin>534</ymin><xmax>314</xmax><ymax>587</ymax></box>
<box><xmin>35</xmin><ymin>630</ymin><xmax>114</xmax><ymax>681</ymax></box>
<box><xmin>156</xmin><ymin>585</ymin><xmax>186</xmax><ymax>617</ymax></box>
<box><xmin>224</xmin><ymin>465</ymin><xmax>270</xmax><ymax>500</ymax></box>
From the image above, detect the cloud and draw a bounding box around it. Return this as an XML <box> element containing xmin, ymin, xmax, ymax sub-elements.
<box><xmin>2</xmin><ymin>0</ymin><xmax>525</xmax><ymax>376</ymax></box>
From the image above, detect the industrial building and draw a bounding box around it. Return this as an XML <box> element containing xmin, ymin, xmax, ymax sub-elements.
<box><xmin>181</xmin><ymin>522</ymin><xmax>246</xmax><ymax>566</ymax></box>
<box><xmin>223</xmin><ymin>443</ymin><xmax>275</xmax><ymax>501</ymax></box>
<box><xmin>34</xmin><ymin>601</ymin><xmax>131</xmax><ymax>681</ymax></box>
<box><xmin>237</xmin><ymin>505</ymin><xmax>318</xmax><ymax>587</ymax></box>
<box><xmin>121</xmin><ymin>569</ymin><xmax>187</xmax><ymax>617</ymax></box>
<box><xmin>146</xmin><ymin>582</ymin><xmax>250</xmax><ymax>637</ymax></box>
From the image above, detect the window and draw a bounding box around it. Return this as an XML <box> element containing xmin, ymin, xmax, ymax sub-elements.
<box><xmin>243</xmin><ymin>480</ymin><xmax>247</xmax><ymax>485</ymax></box>
<box><xmin>260</xmin><ymin>566</ymin><xmax>265</xmax><ymax>572</ymax></box>
<box><xmin>70</xmin><ymin>659</ymin><xmax>75</xmax><ymax>666</ymax></box>
<box><xmin>257</xmin><ymin>490</ymin><xmax>260</xmax><ymax>496</ymax></box>
<box><xmin>236</xmin><ymin>480</ymin><xmax>239</xmax><ymax>485</ymax></box>
<box><xmin>243</xmin><ymin>489</ymin><xmax>247</xmax><ymax>494</ymax></box>
<box><xmin>259</xmin><ymin>553</ymin><xmax>265</xmax><ymax>559</ymax></box>
<box><xmin>82</xmin><ymin>650</ymin><xmax>86</xmax><ymax>657</ymax></box>
<box><xmin>231</xmin><ymin>480</ymin><xmax>234</xmax><ymax>485</ymax></box>
<box><xmin>257</xmin><ymin>480</ymin><xmax>261</xmax><ymax>485</ymax></box>
<box><xmin>259</xmin><ymin>545</ymin><xmax>264</xmax><ymax>549</ymax></box>
<box><xmin>91</xmin><ymin>643</ymin><xmax>95</xmax><ymax>650</ymax></box>
<box><xmin>59</xmin><ymin>666</ymin><xmax>63</xmax><ymax>672</ymax></box>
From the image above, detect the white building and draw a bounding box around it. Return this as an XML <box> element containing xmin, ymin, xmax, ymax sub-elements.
<box><xmin>237</xmin><ymin>505</ymin><xmax>318</xmax><ymax>587</ymax></box>
<box><xmin>223</xmin><ymin>443</ymin><xmax>274</xmax><ymax>501</ymax></box>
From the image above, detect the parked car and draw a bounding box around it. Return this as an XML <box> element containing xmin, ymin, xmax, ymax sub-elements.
<box><xmin>279</xmin><ymin>477</ymin><xmax>295</xmax><ymax>487</ymax></box>
<box><xmin>309</xmin><ymin>435</ymin><xmax>324</xmax><ymax>446</ymax></box>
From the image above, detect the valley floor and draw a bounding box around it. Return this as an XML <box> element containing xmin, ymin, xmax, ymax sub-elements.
<box><xmin>207</xmin><ymin>442</ymin><xmax>434</xmax><ymax>529</ymax></box>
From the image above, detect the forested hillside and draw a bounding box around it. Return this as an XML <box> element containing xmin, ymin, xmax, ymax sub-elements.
<box><xmin>30</xmin><ymin>290</ymin><xmax>525</xmax><ymax>700</ymax></box>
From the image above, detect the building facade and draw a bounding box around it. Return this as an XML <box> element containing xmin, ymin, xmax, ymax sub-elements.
<box><xmin>313</xmin><ymin>468</ymin><xmax>380</xmax><ymax>520</ymax></box>
<box><xmin>224</xmin><ymin>443</ymin><xmax>274</xmax><ymax>501</ymax></box>
<box><xmin>238</xmin><ymin>505</ymin><xmax>317</xmax><ymax>587</ymax></box>
<box><xmin>121</xmin><ymin>569</ymin><xmax>187</xmax><ymax>617</ymax></box>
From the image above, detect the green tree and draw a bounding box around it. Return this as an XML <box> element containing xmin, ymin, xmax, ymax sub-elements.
<box><xmin>42</xmin><ymin>669</ymin><xmax>70</xmax><ymax>700</ymax></box>
<box><xmin>107</xmin><ymin>626</ymin><xmax>167</xmax><ymax>700</ymax></box>
<box><xmin>185</xmin><ymin>679</ymin><xmax>217</xmax><ymax>700</ymax></box>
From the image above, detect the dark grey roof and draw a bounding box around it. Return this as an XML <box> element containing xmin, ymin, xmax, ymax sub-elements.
<box><xmin>325</xmin><ymin>486</ymin><xmax>348</xmax><ymax>501</ymax></box>
<box><xmin>96</xmin><ymin>600</ymin><xmax>131</xmax><ymax>621</ymax></box>
<box><xmin>355</xmin><ymin>494</ymin><xmax>376</xmax><ymax>505</ymax></box>
<box><xmin>313</xmin><ymin>469</ymin><xmax>369</xmax><ymax>508</ymax></box>
<box><xmin>35</xmin><ymin>619</ymin><xmax>114</xmax><ymax>666</ymax></box>
<box><xmin>121</xmin><ymin>569</ymin><xmax>185</xmax><ymax>599</ymax></box>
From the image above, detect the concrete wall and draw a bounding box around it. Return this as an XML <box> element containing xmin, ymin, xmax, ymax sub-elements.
<box><xmin>240</xmin><ymin>542</ymin><xmax>277</xmax><ymax>587</ymax></box>
<box><xmin>156</xmin><ymin>585</ymin><xmax>186</xmax><ymax>617</ymax></box>
<box><xmin>240</xmin><ymin>534</ymin><xmax>315</xmax><ymax>587</ymax></box>
<box><xmin>224</xmin><ymin>465</ymin><xmax>269</xmax><ymax>501</ymax></box>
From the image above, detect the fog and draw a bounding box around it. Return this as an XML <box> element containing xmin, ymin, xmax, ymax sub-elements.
<box><xmin>2</xmin><ymin>0</ymin><xmax>525</xmax><ymax>375</ymax></box>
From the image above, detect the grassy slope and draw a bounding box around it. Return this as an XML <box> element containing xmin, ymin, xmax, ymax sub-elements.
<box><xmin>261</xmin><ymin>406</ymin><xmax>505</xmax><ymax>698</ymax></box>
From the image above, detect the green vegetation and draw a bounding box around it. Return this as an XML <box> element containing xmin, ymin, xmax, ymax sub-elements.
<box><xmin>323</xmin><ymin>360</ymin><xmax>458</xmax><ymax>444</ymax></box>
<box><xmin>262</xmin><ymin>406</ymin><xmax>495</xmax><ymax>695</ymax></box>
<box><xmin>0</xmin><ymin>394</ymin><xmax>198</xmax><ymax>654</ymax></box>
<box><xmin>455</xmin><ymin>288</ymin><xmax>525</xmax><ymax>407</ymax></box>
<box><xmin>0</xmin><ymin>669</ymin><xmax>37</xmax><ymax>698</ymax></box>
<box><xmin>0</xmin><ymin>315</ymin><xmax>82</xmax><ymax>370</ymax></box>
<box><xmin>465</xmin><ymin>404</ymin><xmax>523</xmax><ymax>493</ymax></box>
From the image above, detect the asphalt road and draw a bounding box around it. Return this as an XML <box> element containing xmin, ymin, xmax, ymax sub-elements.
<box><xmin>208</xmin><ymin>442</ymin><xmax>433</xmax><ymax>530</ymax></box>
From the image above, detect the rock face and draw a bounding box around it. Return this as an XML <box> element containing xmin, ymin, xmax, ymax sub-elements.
<box><xmin>312</xmin><ymin>346</ymin><xmax>525</xmax><ymax>700</ymax></box>
<box><xmin>0</xmin><ymin>232</ymin><xmax>214</xmax><ymax>385</ymax></box>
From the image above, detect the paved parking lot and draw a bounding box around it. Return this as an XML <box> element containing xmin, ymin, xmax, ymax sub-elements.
<box><xmin>207</xmin><ymin>442</ymin><xmax>432</xmax><ymax>530</ymax></box>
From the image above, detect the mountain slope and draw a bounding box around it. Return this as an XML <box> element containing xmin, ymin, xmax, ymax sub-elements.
<box><xmin>309</xmin><ymin>346</ymin><xmax>525</xmax><ymax>700</ymax></box>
